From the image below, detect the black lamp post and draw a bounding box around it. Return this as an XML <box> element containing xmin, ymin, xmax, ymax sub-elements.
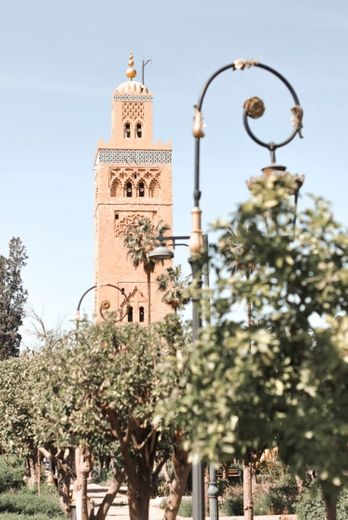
<box><xmin>189</xmin><ymin>59</ymin><xmax>304</xmax><ymax>520</ymax></box>
<box><xmin>150</xmin><ymin>233</ymin><xmax>218</xmax><ymax>519</ymax></box>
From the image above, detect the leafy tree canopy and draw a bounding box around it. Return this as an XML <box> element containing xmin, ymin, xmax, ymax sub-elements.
<box><xmin>0</xmin><ymin>238</ymin><xmax>27</xmax><ymax>359</ymax></box>
<box><xmin>0</xmin><ymin>354</ymin><xmax>37</xmax><ymax>456</ymax></box>
<box><xmin>172</xmin><ymin>172</ymin><xmax>348</xmax><ymax>500</ymax></box>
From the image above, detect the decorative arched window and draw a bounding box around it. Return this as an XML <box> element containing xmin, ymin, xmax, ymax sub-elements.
<box><xmin>127</xmin><ymin>306</ymin><xmax>133</xmax><ymax>322</ymax></box>
<box><xmin>135</xmin><ymin>122</ymin><xmax>142</xmax><ymax>138</ymax></box>
<box><xmin>139</xmin><ymin>306</ymin><xmax>145</xmax><ymax>322</ymax></box>
<box><xmin>124</xmin><ymin>122</ymin><xmax>131</xmax><ymax>138</ymax></box>
<box><xmin>138</xmin><ymin>181</ymin><xmax>145</xmax><ymax>198</ymax></box>
<box><xmin>110</xmin><ymin>179</ymin><xmax>121</xmax><ymax>197</ymax></box>
<box><xmin>125</xmin><ymin>181</ymin><xmax>133</xmax><ymax>197</ymax></box>
<box><xmin>149</xmin><ymin>179</ymin><xmax>159</xmax><ymax>198</ymax></box>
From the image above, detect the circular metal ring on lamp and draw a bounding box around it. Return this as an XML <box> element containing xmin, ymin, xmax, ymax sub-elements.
<box><xmin>242</xmin><ymin>64</ymin><xmax>302</xmax><ymax>154</ymax></box>
<box><xmin>192</xmin><ymin>60</ymin><xmax>303</xmax><ymax>207</ymax></box>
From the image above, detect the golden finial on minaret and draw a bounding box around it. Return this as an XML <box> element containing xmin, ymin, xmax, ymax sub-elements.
<box><xmin>126</xmin><ymin>51</ymin><xmax>137</xmax><ymax>80</ymax></box>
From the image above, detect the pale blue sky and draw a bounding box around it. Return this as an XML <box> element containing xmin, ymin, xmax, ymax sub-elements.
<box><xmin>0</xmin><ymin>0</ymin><xmax>347</xmax><ymax>341</ymax></box>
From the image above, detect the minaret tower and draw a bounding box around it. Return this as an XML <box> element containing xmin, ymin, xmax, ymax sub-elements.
<box><xmin>94</xmin><ymin>53</ymin><xmax>173</xmax><ymax>324</ymax></box>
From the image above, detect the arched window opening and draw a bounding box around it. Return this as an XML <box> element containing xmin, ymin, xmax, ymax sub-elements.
<box><xmin>126</xmin><ymin>181</ymin><xmax>133</xmax><ymax>197</ymax></box>
<box><xmin>127</xmin><ymin>306</ymin><xmax>133</xmax><ymax>322</ymax></box>
<box><xmin>124</xmin><ymin>122</ymin><xmax>131</xmax><ymax>138</ymax></box>
<box><xmin>149</xmin><ymin>179</ymin><xmax>159</xmax><ymax>198</ymax></box>
<box><xmin>135</xmin><ymin>122</ymin><xmax>142</xmax><ymax>138</ymax></box>
<box><xmin>138</xmin><ymin>181</ymin><xmax>145</xmax><ymax>198</ymax></box>
<box><xmin>110</xmin><ymin>179</ymin><xmax>121</xmax><ymax>197</ymax></box>
<box><xmin>139</xmin><ymin>306</ymin><xmax>145</xmax><ymax>322</ymax></box>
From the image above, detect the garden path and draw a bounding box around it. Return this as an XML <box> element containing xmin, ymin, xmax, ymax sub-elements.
<box><xmin>87</xmin><ymin>484</ymin><xmax>297</xmax><ymax>520</ymax></box>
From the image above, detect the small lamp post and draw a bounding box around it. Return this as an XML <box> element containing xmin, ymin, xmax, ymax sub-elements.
<box><xmin>76</xmin><ymin>283</ymin><xmax>130</xmax><ymax>325</ymax></box>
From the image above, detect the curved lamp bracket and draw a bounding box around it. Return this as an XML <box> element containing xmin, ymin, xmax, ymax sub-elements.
<box><xmin>76</xmin><ymin>283</ymin><xmax>130</xmax><ymax>324</ymax></box>
<box><xmin>193</xmin><ymin>59</ymin><xmax>303</xmax><ymax>172</ymax></box>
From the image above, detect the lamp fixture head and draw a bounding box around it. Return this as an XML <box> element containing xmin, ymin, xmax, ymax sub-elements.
<box><xmin>148</xmin><ymin>245</ymin><xmax>174</xmax><ymax>261</ymax></box>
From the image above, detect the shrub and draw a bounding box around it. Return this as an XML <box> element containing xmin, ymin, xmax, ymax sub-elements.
<box><xmin>178</xmin><ymin>497</ymin><xmax>192</xmax><ymax>517</ymax></box>
<box><xmin>92</xmin><ymin>465</ymin><xmax>113</xmax><ymax>485</ymax></box>
<box><xmin>0</xmin><ymin>456</ymin><xmax>23</xmax><ymax>493</ymax></box>
<box><xmin>253</xmin><ymin>492</ymin><xmax>270</xmax><ymax>516</ymax></box>
<box><xmin>220</xmin><ymin>494</ymin><xmax>243</xmax><ymax>516</ymax></box>
<box><xmin>0</xmin><ymin>490</ymin><xmax>63</xmax><ymax>517</ymax></box>
<box><xmin>338</xmin><ymin>488</ymin><xmax>348</xmax><ymax>518</ymax></box>
<box><xmin>0</xmin><ymin>514</ymin><xmax>63</xmax><ymax>520</ymax></box>
<box><xmin>220</xmin><ymin>484</ymin><xmax>243</xmax><ymax>516</ymax></box>
<box><xmin>266</xmin><ymin>473</ymin><xmax>297</xmax><ymax>514</ymax></box>
<box><xmin>256</xmin><ymin>459</ymin><xmax>284</xmax><ymax>485</ymax></box>
<box><xmin>296</xmin><ymin>483</ymin><xmax>348</xmax><ymax>520</ymax></box>
<box><xmin>159</xmin><ymin>495</ymin><xmax>193</xmax><ymax>515</ymax></box>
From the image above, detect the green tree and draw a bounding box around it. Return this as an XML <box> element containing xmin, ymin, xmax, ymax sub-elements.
<box><xmin>0</xmin><ymin>354</ymin><xmax>40</xmax><ymax>489</ymax></box>
<box><xmin>33</xmin><ymin>315</ymin><xmax>189</xmax><ymax>520</ymax></box>
<box><xmin>173</xmin><ymin>172</ymin><xmax>348</xmax><ymax>520</ymax></box>
<box><xmin>124</xmin><ymin>217</ymin><xmax>168</xmax><ymax>323</ymax></box>
<box><xmin>157</xmin><ymin>266</ymin><xmax>190</xmax><ymax>314</ymax></box>
<box><xmin>0</xmin><ymin>237</ymin><xmax>27</xmax><ymax>359</ymax></box>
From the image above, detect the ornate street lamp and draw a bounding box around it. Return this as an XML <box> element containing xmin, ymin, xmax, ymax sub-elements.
<box><xmin>76</xmin><ymin>283</ymin><xmax>130</xmax><ymax>324</ymax></box>
<box><xmin>148</xmin><ymin>234</ymin><xmax>190</xmax><ymax>261</ymax></box>
<box><xmin>189</xmin><ymin>59</ymin><xmax>304</xmax><ymax>520</ymax></box>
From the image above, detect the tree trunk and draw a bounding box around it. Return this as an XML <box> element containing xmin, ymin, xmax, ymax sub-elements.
<box><xmin>323</xmin><ymin>491</ymin><xmax>337</xmax><ymax>520</ymax></box>
<box><xmin>243</xmin><ymin>462</ymin><xmax>253</xmax><ymax>520</ymax></box>
<box><xmin>37</xmin><ymin>450</ymin><xmax>41</xmax><ymax>495</ymax></box>
<box><xmin>56</xmin><ymin>450</ymin><xmax>73</xmax><ymax>516</ymax></box>
<box><xmin>74</xmin><ymin>446</ymin><xmax>93</xmax><ymax>520</ymax></box>
<box><xmin>127</xmin><ymin>475</ymin><xmax>152</xmax><ymax>520</ymax></box>
<box><xmin>164</xmin><ymin>447</ymin><xmax>191</xmax><ymax>520</ymax></box>
<box><xmin>162</xmin><ymin>463</ymin><xmax>172</xmax><ymax>485</ymax></box>
<box><xmin>94</xmin><ymin>470</ymin><xmax>125</xmax><ymax>520</ymax></box>
<box><xmin>25</xmin><ymin>451</ymin><xmax>39</xmax><ymax>490</ymax></box>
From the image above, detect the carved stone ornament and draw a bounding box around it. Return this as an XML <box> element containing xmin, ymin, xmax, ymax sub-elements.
<box><xmin>115</xmin><ymin>213</ymin><xmax>153</xmax><ymax>237</ymax></box>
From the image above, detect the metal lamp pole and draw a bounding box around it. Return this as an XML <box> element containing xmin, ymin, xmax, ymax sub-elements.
<box><xmin>150</xmin><ymin>233</ymin><xmax>217</xmax><ymax>520</ymax></box>
<box><xmin>189</xmin><ymin>59</ymin><xmax>304</xmax><ymax>520</ymax></box>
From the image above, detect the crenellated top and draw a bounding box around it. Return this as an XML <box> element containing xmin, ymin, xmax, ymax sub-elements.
<box><xmin>114</xmin><ymin>80</ymin><xmax>152</xmax><ymax>98</ymax></box>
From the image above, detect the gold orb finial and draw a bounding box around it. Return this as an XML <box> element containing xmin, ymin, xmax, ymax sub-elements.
<box><xmin>126</xmin><ymin>51</ymin><xmax>137</xmax><ymax>80</ymax></box>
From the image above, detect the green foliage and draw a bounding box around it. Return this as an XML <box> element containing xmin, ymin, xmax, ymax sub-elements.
<box><xmin>124</xmin><ymin>217</ymin><xmax>169</xmax><ymax>324</ymax></box>
<box><xmin>0</xmin><ymin>514</ymin><xmax>63</xmax><ymax>520</ymax></box>
<box><xmin>295</xmin><ymin>482</ymin><xmax>326</xmax><ymax>520</ymax></box>
<box><xmin>0</xmin><ymin>488</ymin><xmax>63</xmax><ymax>518</ymax></box>
<box><xmin>256</xmin><ymin>459</ymin><xmax>284</xmax><ymax>484</ymax></box>
<box><xmin>124</xmin><ymin>216</ymin><xmax>169</xmax><ymax>323</ymax></box>
<box><xmin>0</xmin><ymin>357</ymin><xmax>36</xmax><ymax>456</ymax></box>
<box><xmin>173</xmin><ymin>172</ymin><xmax>348</xmax><ymax>502</ymax></box>
<box><xmin>156</xmin><ymin>266</ymin><xmax>190</xmax><ymax>313</ymax></box>
<box><xmin>152</xmin><ymin>473</ymin><xmax>170</xmax><ymax>497</ymax></box>
<box><xmin>124</xmin><ymin>217</ymin><xmax>167</xmax><ymax>274</ymax></box>
<box><xmin>0</xmin><ymin>238</ymin><xmax>27</xmax><ymax>359</ymax></box>
<box><xmin>0</xmin><ymin>456</ymin><xmax>23</xmax><ymax>493</ymax></box>
<box><xmin>220</xmin><ymin>485</ymin><xmax>243</xmax><ymax>515</ymax></box>
<box><xmin>177</xmin><ymin>497</ymin><xmax>192</xmax><ymax>517</ymax></box>
<box><xmin>296</xmin><ymin>482</ymin><xmax>348</xmax><ymax>520</ymax></box>
<box><xmin>262</xmin><ymin>475</ymin><xmax>297</xmax><ymax>514</ymax></box>
<box><xmin>0</xmin><ymin>310</ymin><xmax>191</xmax><ymax>515</ymax></box>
